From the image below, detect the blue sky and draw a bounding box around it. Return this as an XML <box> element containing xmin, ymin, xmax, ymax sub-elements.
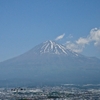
<box><xmin>0</xmin><ymin>0</ymin><xmax>100</xmax><ymax>61</ymax></box>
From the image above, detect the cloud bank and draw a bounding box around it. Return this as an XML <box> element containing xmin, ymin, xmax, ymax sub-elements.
<box><xmin>65</xmin><ymin>28</ymin><xmax>100</xmax><ymax>53</ymax></box>
<box><xmin>55</xmin><ymin>33</ymin><xmax>65</xmax><ymax>41</ymax></box>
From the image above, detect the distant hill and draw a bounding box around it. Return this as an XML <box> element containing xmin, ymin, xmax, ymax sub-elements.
<box><xmin>0</xmin><ymin>40</ymin><xmax>100</xmax><ymax>87</ymax></box>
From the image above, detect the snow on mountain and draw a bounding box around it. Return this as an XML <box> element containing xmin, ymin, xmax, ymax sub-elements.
<box><xmin>36</xmin><ymin>40</ymin><xmax>80</xmax><ymax>57</ymax></box>
<box><xmin>40</xmin><ymin>40</ymin><xmax>67</xmax><ymax>54</ymax></box>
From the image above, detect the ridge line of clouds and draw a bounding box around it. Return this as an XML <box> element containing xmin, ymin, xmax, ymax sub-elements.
<box><xmin>65</xmin><ymin>28</ymin><xmax>100</xmax><ymax>53</ymax></box>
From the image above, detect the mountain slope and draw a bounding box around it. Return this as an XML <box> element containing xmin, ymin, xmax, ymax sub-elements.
<box><xmin>0</xmin><ymin>40</ymin><xmax>100</xmax><ymax>86</ymax></box>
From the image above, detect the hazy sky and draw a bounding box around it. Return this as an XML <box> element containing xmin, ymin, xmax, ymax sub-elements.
<box><xmin>0</xmin><ymin>0</ymin><xmax>100</xmax><ymax>62</ymax></box>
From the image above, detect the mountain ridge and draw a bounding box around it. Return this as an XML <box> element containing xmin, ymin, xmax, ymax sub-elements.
<box><xmin>0</xmin><ymin>40</ymin><xmax>100</xmax><ymax>86</ymax></box>
<box><xmin>1</xmin><ymin>40</ymin><xmax>100</xmax><ymax>63</ymax></box>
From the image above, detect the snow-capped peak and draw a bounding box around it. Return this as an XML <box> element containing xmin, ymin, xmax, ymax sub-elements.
<box><xmin>40</xmin><ymin>40</ymin><xmax>67</xmax><ymax>54</ymax></box>
<box><xmin>39</xmin><ymin>40</ymin><xmax>79</xmax><ymax>56</ymax></box>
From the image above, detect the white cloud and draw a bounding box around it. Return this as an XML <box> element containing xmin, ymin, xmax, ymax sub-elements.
<box><xmin>66</xmin><ymin>41</ymin><xmax>84</xmax><ymax>53</ymax></box>
<box><xmin>90</xmin><ymin>28</ymin><xmax>100</xmax><ymax>46</ymax></box>
<box><xmin>67</xmin><ymin>34</ymin><xmax>73</xmax><ymax>39</ymax></box>
<box><xmin>76</xmin><ymin>37</ymin><xmax>89</xmax><ymax>45</ymax></box>
<box><xmin>65</xmin><ymin>28</ymin><xmax>100</xmax><ymax>53</ymax></box>
<box><xmin>55</xmin><ymin>33</ymin><xmax>65</xmax><ymax>41</ymax></box>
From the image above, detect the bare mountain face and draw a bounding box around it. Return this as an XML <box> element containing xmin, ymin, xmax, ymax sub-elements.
<box><xmin>0</xmin><ymin>40</ymin><xmax>100</xmax><ymax>86</ymax></box>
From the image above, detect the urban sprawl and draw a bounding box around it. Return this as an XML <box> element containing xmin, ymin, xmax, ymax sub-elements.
<box><xmin>0</xmin><ymin>85</ymin><xmax>100</xmax><ymax>100</ymax></box>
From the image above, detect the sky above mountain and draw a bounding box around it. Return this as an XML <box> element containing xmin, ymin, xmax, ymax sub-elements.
<box><xmin>0</xmin><ymin>0</ymin><xmax>100</xmax><ymax>62</ymax></box>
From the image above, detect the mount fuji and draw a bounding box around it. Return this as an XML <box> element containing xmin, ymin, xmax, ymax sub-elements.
<box><xmin>0</xmin><ymin>40</ymin><xmax>100</xmax><ymax>86</ymax></box>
